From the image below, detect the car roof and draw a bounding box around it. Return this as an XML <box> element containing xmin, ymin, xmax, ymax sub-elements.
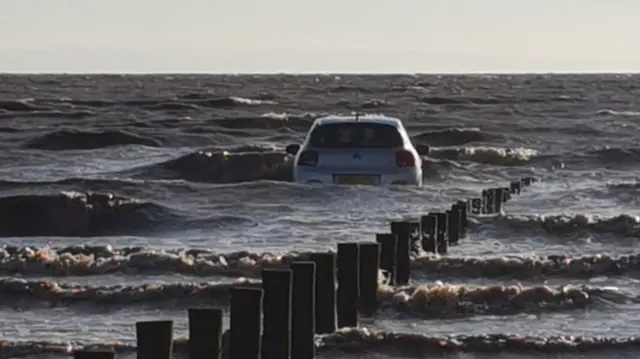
<box><xmin>313</xmin><ymin>114</ymin><xmax>404</xmax><ymax>128</ymax></box>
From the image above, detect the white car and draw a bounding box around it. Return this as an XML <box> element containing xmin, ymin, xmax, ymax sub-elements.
<box><xmin>286</xmin><ymin>114</ymin><xmax>423</xmax><ymax>186</ymax></box>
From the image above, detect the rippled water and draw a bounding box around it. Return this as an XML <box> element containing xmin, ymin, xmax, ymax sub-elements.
<box><xmin>1</xmin><ymin>73</ymin><xmax>640</xmax><ymax>358</ymax></box>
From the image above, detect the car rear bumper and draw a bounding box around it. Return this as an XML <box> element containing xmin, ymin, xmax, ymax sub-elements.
<box><xmin>293</xmin><ymin>168</ymin><xmax>422</xmax><ymax>186</ymax></box>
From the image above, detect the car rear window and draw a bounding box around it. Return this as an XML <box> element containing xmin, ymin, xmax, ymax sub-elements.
<box><xmin>309</xmin><ymin>122</ymin><xmax>404</xmax><ymax>149</ymax></box>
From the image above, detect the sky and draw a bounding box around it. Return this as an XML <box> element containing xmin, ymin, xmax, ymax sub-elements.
<box><xmin>1</xmin><ymin>0</ymin><xmax>639</xmax><ymax>73</ymax></box>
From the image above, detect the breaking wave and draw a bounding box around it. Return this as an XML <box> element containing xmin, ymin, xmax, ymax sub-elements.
<box><xmin>0</xmin><ymin>277</ymin><xmax>619</xmax><ymax>319</ymax></box>
<box><xmin>16</xmin><ymin>138</ymin><xmax>640</xmax><ymax>184</ymax></box>
<box><xmin>125</xmin><ymin>145</ymin><xmax>536</xmax><ymax>183</ymax></box>
<box><xmin>480</xmin><ymin>213</ymin><xmax>640</xmax><ymax>239</ymax></box>
<box><xmin>428</xmin><ymin>146</ymin><xmax>539</xmax><ymax>166</ymax></box>
<box><xmin>3</xmin><ymin>246</ymin><xmax>640</xmax><ymax>280</ymax></box>
<box><xmin>129</xmin><ymin>149</ymin><xmax>293</xmax><ymax>183</ymax></box>
<box><xmin>596</xmin><ymin>109</ymin><xmax>640</xmax><ymax>117</ymax></box>
<box><xmin>607</xmin><ymin>181</ymin><xmax>640</xmax><ymax>192</ymax></box>
<box><xmin>0</xmin><ymin>192</ymin><xmax>183</xmax><ymax>237</ymax></box>
<box><xmin>212</xmin><ymin>114</ymin><xmax>313</xmax><ymax>132</ymax></box>
<box><xmin>412</xmin><ymin>127</ymin><xmax>502</xmax><ymax>146</ymax></box>
<box><xmin>321</xmin><ymin>328</ymin><xmax>640</xmax><ymax>355</ymax></box>
<box><xmin>7</xmin><ymin>329</ymin><xmax>640</xmax><ymax>358</ymax></box>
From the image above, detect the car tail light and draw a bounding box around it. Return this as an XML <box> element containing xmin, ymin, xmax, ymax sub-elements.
<box><xmin>297</xmin><ymin>150</ymin><xmax>319</xmax><ymax>167</ymax></box>
<box><xmin>395</xmin><ymin>150</ymin><xmax>416</xmax><ymax>167</ymax></box>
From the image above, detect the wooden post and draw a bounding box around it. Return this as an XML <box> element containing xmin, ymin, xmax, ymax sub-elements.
<box><xmin>261</xmin><ymin>268</ymin><xmax>293</xmax><ymax>359</ymax></box>
<box><xmin>135</xmin><ymin>320</ymin><xmax>173</xmax><ymax>359</ymax></box>
<box><xmin>290</xmin><ymin>261</ymin><xmax>316</xmax><ymax>359</ymax></box>
<box><xmin>420</xmin><ymin>214</ymin><xmax>437</xmax><ymax>253</ymax></box>
<box><xmin>455</xmin><ymin>200</ymin><xmax>469</xmax><ymax>238</ymax></box>
<box><xmin>375</xmin><ymin>233</ymin><xmax>397</xmax><ymax>284</ymax></box>
<box><xmin>336</xmin><ymin>242</ymin><xmax>359</xmax><ymax>328</ymax></box>
<box><xmin>499</xmin><ymin>186</ymin><xmax>512</xmax><ymax>203</ymax></box>
<box><xmin>188</xmin><ymin>308</ymin><xmax>223</xmax><ymax>359</ymax></box>
<box><xmin>430</xmin><ymin>212</ymin><xmax>448</xmax><ymax>255</ymax></box>
<box><xmin>482</xmin><ymin>189</ymin><xmax>496</xmax><ymax>214</ymax></box>
<box><xmin>357</xmin><ymin>242</ymin><xmax>380</xmax><ymax>315</ymax></box>
<box><xmin>470</xmin><ymin>198</ymin><xmax>482</xmax><ymax>215</ymax></box>
<box><xmin>391</xmin><ymin>220</ymin><xmax>421</xmax><ymax>255</ymax></box>
<box><xmin>230</xmin><ymin>287</ymin><xmax>263</xmax><ymax>359</ymax></box>
<box><xmin>494</xmin><ymin>187</ymin><xmax>506</xmax><ymax>213</ymax></box>
<box><xmin>221</xmin><ymin>329</ymin><xmax>230</xmax><ymax>359</ymax></box>
<box><xmin>445</xmin><ymin>208</ymin><xmax>461</xmax><ymax>246</ymax></box>
<box><xmin>390</xmin><ymin>221</ymin><xmax>412</xmax><ymax>285</ymax></box>
<box><xmin>510</xmin><ymin>180</ymin><xmax>521</xmax><ymax>195</ymax></box>
<box><xmin>309</xmin><ymin>252</ymin><xmax>337</xmax><ymax>334</ymax></box>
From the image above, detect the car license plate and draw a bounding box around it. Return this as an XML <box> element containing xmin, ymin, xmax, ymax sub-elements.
<box><xmin>334</xmin><ymin>175</ymin><xmax>379</xmax><ymax>185</ymax></box>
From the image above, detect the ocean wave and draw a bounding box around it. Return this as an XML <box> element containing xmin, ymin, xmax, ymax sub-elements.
<box><xmin>0</xmin><ymin>109</ymin><xmax>96</xmax><ymax>120</ymax></box>
<box><xmin>607</xmin><ymin>181</ymin><xmax>640</xmax><ymax>192</ymax></box>
<box><xmin>2</xmin><ymin>246</ymin><xmax>640</xmax><ymax>281</ymax></box>
<box><xmin>596</xmin><ymin>109</ymin><xmax>640</xmax><ymax>117</ymax></box>
<box><xmin>412</xmin><ymin>127</ymin><xmax>501</xmax><ymax>146</ymax></box>
<box><xmin>378</xmin><ymin>281</ymin><xmax>596</xmax><ymax>318</ymax></box>
<box><xmin>15</xmin><ymin>126</ymin><xmax>542</xmax><ymax>182</ymax></box>
<box><xmin>69</xmin><ymin>96</ymin><xmax>277</xmax><ymax>109</ymax></box>
<box><xmin>419</xmin><ymin>94</ymin><xmax>579</xmax><ymax>106</ymax></box>
<box><xmin>534</xmin><ymin>147</ymin><xmax>640</xmax><ymax>171</ymax></box>
<box><xmin>321</xmin><ymin>328</ymin><xmax>640</xmax><ymax>355</ymax></box>
<box><xmin>259</xmin><ymin>111</ymin><xmax>323</xmax><ymax>121</ymax></box>
<box><xmin>0</xmin><ymin>96</ymin><xmax>279</xmax><ymax>125</ymax></box>
<box><xmin>481</xmin><ymin>213</ymin><xmax>640</xmax><ymax>239</ymax></box>
<box><xmin>0</xmin><ymin>191</ymin><xmax>183</xmax><ymax>237</ymax></box>
<box><xmin>327</xmin><ymin>84</ymin><xmax>399</xmax><ymax>94</ymax></box>
<box><xmin>590</xmin><ymin>147</ymin><xmax>640</xmax><ymax>160</ymax></box>
<box><xmin>0</xmin><ymin>277</ymin><xmax>610</xmax><ymax>319</ymax></box>
<box><xmin>515</xmin><ymin>146</ymin><xmax>640</xmax><ymax>172</ymax></box>
<box><xmin>23</xmin><ymin>129</ymin><xmax>163</xmax><ymax>150</ymax></box>
<box><xmin>0</xmin><ymin>177</ymin><xmax>195</xmax><ymax>192</ymax></box>
<box><xmin>359</xmin><ymin>99</ymin><xmax>394</xmax><ymax>109</ymax></box>
<box><xmin>6</xmin><ymin>329</ymin><xmax>640</xmax><ymax>358</ymax></box>
<box><xmin>6</xmin><ymin>142</ymin><xmax>529</xmax><ymax>186</ymax></box>
<box><xmin>211</xmin><ymin>114</ymin><xmax>312</xmax><ymax>132</ymax></box>
<box><xmin>428</xmin><ymin>146</ymin><xmax>539</xmax><ymax>166</ymax></box>
<box><xmin>524</xmin><ymin>123</ymin><xmax>605</xmax><ymax>137</ymax></box>
<box><xmin>412</xmin><ymin>252</ymin><xmax>640</xmax><ymax>280</ymax></box>
<box><xmin>0</xmin><ymin>99</ymin><xmax>45</xmax><ymax>112</ymax></box>
<box><xmin>578</xmin><ymin>147</ymin><xmax>640</xmax><ymax>166</ymax></box>
<box><xmin>48</xmin><ymin>96</ymin><xmax>276</xmax><ymax>110</ymax></box>
<box><xmin>129</xmin><ymin>151</ymin><xmax>455</xmax><ymax>184</ymax></box>
<box><xmin>127</xmin><ymin>144</ymin><xmax>533</xmax><ymax>183</ymax></box>
<box><xmin>130</xmin><ymin>150</ymin><xmax>292</xmax><ymax>183</ymax></box>
<box><xmin>421</xmin><ymin>95</ymin><xmax>503</xmax><ymax>106</ymax></box>
<box><xmin>0</xmin><ymin>246</ymin><xmax>288</xmax><ymax>277</ymax></box>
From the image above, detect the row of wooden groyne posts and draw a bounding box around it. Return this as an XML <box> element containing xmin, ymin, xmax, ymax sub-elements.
<box><xmin>73</xmin><ymin>177</ymin><xmax>539</xmax><ymax>359</ymax></box>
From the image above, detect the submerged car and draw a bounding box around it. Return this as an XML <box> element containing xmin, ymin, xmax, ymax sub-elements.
<box><xmin>286</xmin><ymin>114</ymin><xmax>423</xmax><ymax>186</ymax></box>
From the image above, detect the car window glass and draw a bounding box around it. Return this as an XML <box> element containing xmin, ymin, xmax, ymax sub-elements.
<box><xmin>309</xmin><ymin>123</ymin><xmax>403</xmax><ymax>148</ymax></box>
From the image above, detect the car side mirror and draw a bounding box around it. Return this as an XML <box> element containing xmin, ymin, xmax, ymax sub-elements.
<box><xmin>285</xmin><ymin>144</ymin><xmax>300</xmax><ymax>155</ymax></box>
